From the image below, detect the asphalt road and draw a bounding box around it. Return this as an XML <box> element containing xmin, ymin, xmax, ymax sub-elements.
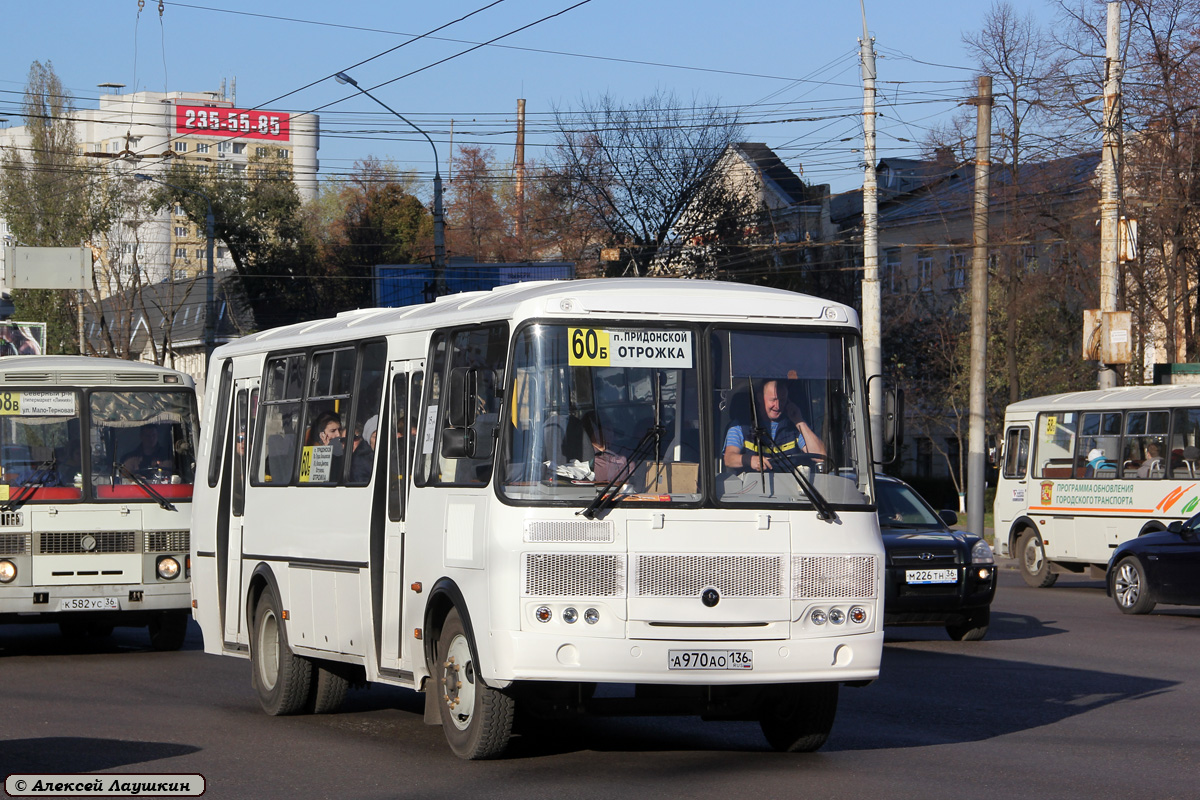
<box><xmin>3</xmin><ymin>560</ymin><xmax>1198</xmax><ymax>799</ymax></box>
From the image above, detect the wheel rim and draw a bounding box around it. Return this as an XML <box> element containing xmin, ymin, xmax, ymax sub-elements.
<box><xmin>441</xmin><ymin>633</ymin><xmax>476</xmax><ymax>731</ymax></box>
<box><xmin>1114</xmin><ymin>563</ymin><xmax>1141</xmax><ymax>608</ymax></box>
<box><xmin>257</xmin><ymin>609</ymin><xmax>280</xmax><ymax>691</ymax></box>
<box><xmin>1023</xmin><ymin>535</ymin><xmax>1045</xmax><ymax>575</ymax></box>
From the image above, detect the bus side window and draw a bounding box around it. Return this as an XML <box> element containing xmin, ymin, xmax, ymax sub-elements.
<box><xmin>253</xmin><ymin>354</ymin><xmax>306</xmax><ymax>485</ymax></box>
<box><xmin>1002</xmin><ymin>427</ymin><xmax>1029</xmax><ymax>480</ymax></box>
<box><xmin>347</xmin><ymin>341</ymin><xmax>387</xmax><ymax>486</ymax></box>
<box><xmin>207</xmin><ymin>361</ymin><xmax>233</xmax><ymax>488</ymax></box>
<box><xmin>232</xmin><ymin>389</ymin><xmax>248</xmax><ymax>516</ymax></box>
<box><xmin>435</xmin><ymin>324</ymin><xmax>507</xmax><ymax>486</ymax></box>
<box><xmin>387</xmin><ymin>373</ymin><xmax>408</xmax><ymax>521</ymax></box>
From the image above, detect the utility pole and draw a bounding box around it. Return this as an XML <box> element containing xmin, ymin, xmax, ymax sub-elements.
<box><xmin>515</xmin><ymin>99</ymin><xmax>526</xmax><ymax>245</ymax></box>
<box><xmin>968</xmin><ymin>75</ymin><xmax>993</xmax><ymax>541</ymax></box>
<box><xmin>859</xmin><ymin>1</ymin><xmax>883</xmax><ymax>462</ymax></box>
<box><xmin>1098</xmin><ymin>1</ymin><xmax>1122</xmax><ymax>389</ymax></box>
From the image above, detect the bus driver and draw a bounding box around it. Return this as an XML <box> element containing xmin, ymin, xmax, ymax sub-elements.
<box><xmin>724</xmin><ymin>379</ymin><xmax>825</xmax><ymax>472</ymax></box>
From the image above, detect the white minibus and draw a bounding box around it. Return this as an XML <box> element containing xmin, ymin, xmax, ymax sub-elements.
<box><xmin>994</xmin><ymin>385</ymin><xmax>1200</xmax><ymax>586</ymax></box>
<box><xmin>190</xmin><ymin>279</ymin><xmax>886</xmax><ymax>757</ymax></box>
<box><xmin>0</xmin><ymin>356</ymin><xmax>199</xmax><ymax>649</ymax></box>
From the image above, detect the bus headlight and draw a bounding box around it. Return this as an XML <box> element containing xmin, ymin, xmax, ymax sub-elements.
<box><xmin>562</xmin><ymin>607</ymin><xmax>579</xmax><ymax>624</ymax></box>
<box><xmin>156</xmin><ymin>556</ymin><xmax>181</xmax><ymax>580</ymax></box>
<box><xmin>810</xmin><ymin>609</ymin><xmax>827</xmax><ymax>625</ymax></box>
<box><xmin>584</xmin><ymin>607</ymin><xmax>600</xmax><ymax>625</ymax></box>
<box><xmin>0</xmin><ymin>560</ymin><xmax>15</xmax><ymax>583</ymax></box>
<box><xmin>829</xmin><ymin>608</ymin><xmax>846</xmax><ymax>625</ymax></box>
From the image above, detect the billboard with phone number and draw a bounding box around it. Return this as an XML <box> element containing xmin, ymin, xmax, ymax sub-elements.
<box><xmin>174</xmin><ymin>105</ymin><xmax>290</xmax><ymax>141</ymax></box>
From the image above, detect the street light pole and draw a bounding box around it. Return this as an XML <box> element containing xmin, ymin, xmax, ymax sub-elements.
<box><xmin>334</xmin><ymin>71</ymin><xmax>445</xmax><ymax>296</ymax></box>
<box><xmin>134</xmin><ymin>173</ymin><xmax>216</xmax><ymax>366</ymax></box>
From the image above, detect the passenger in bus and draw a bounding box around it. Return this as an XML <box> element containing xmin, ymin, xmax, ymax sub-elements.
<box><xmin>309</xmin><ymin>411</ymin><xmax>345</xmax><ymax>448</ymax></box>
<box><xmin>723</xmin><ymin>379</ymin><xmax>825</xmax><ymax>473</ymax></box>
<box><xmin>121</xmin><ymin>425</ymin><xmax>174</xmax><ymax>476</ymax></box>
<box><xmin>1084</xmin><ymin>448</ymin><xmax>1113</xmax><ymax>478</ymax></box>
<box><xmin>1137</xmin><ymin>442</ymin><xmax>1163</xmax><ymax>478</ymax></box>
<box><xmin>350</xmin><ymin>415</ymin><xmax>377</xmax><ymax>483</ymax></box>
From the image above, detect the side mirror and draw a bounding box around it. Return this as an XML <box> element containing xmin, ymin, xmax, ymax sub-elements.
<box><xmin>441</xmin><ymin>427</ymin><xmax>474</xmax><ymax>460</ymax></box>
<box><xmin>939</xmin><ymin>509</ymin><xmax>958</xmax><ymax>527</ymax></box>
<box><xmin>447</xmin><ymin>367</ymin><xmax>478</xmax><ymax>428</ymax></box>
<box><xmin>881</xmin><ymin>387</ymin><xmax>904</xmax><ymax>465</ymax></box>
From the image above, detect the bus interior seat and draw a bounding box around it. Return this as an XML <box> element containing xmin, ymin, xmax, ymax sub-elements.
<box><xmin>266</xmin><ymin>435</ymin><xmax>294</xmax><ymax>482</ymax></box>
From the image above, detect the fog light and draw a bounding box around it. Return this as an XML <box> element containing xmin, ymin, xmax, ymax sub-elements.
<box><xmin>562</xmin><ymin>607</ymin><xmax>578</xmax><ymax>624</ymax></box>
<box><xmin>584</xmin><ymin>607</ymin><xmax>600</xmax><ymax>625</ymax></box>
<box><xmin>156</xmin><ymin>556</ymin><xmax>181</xmax><ymax>580</ymax></box>
<box><xmin>977</xmin><ymin>567</ymin><xmax>992</xmax><ymax>580</ymax></box>
<box><xmin>829</xmin><ymin>608</ymin><xmax>846</xmax><ymax>624</ymax></box>
<box><xmin>0</xmin><ymin>559</ymin><xmax>15</xmax><ymax>583</ymax></box>
<box><xmin>810</xmin><ymin>609</ymin><xmax>827</xmax><ymax>625</ymax></box>
<box><xmin>535</xmin><ymin>605</ymin><xmax>552</xmax><ymax>623</ymax></box>
<box><xmin>849</xmin><ymin>606</ymin><xmax>867</xmax><ymax>624</ymax></box>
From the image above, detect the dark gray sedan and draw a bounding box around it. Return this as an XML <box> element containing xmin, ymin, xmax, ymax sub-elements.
<box><xmin>1108</xmin><ymin>511</ymin><xmax>1200</xmax><ymax>614</ymax></box>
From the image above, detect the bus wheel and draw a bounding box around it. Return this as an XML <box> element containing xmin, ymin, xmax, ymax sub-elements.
<box><xmin>1018</xmin><ymin>530</ymin><xmax>1058</xmax><ymax>588</ymax></box>
<box><xmin>430</xmin><ymin>608</ymin><xmax>514</xmax><ymax>759</ymax></box>
<box><xmin>946</xmin><ymin>607</ymin><xmax>990</xmax><ymax>641</ymax></box>
<box><xmin>759</xmin><ymin>682</ymin><xmax>839</xmax><ymax>753</ymax></box>
<box><xmin>251</xmin><ymin>588</ymin><xmax>312</xmax><ymax>715</ymax></box>
<box><xmin>307</xmin><ymin>662</ymin><xmax>349</xmax><ymax>714</ymax></box>
<box><xmin>148</xmin><ymin>610</ymin><xmax>189</xmax><ymax>651</ymax></box>
<box><xmin>1112</xmin><ymin>557</ymin><xmax>1156</xmax><ymax>615</ymax></box>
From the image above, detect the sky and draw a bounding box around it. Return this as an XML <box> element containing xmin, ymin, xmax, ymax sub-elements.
<box><xmin>3</xmin><ymin>0</ymin><xmax>1066</xmax><ymax>199</ymax></box>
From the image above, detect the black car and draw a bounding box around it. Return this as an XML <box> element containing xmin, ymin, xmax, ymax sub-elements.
<box><xmin>877</xmin><ymin>474</ymin><xmax>997</xmax><ymax>640</ymax></box>
<box><xmin>1107</xmin><ymin>511</ymin><xmax>1200</xmax><ymax>614</ymax></box>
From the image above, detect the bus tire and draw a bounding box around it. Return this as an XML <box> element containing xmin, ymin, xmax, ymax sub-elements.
<box><xmin>759</xmin><ymin>682</ymin><xmax>839</xmax><ymax>753</ymax></box>
<box><xmin>148</xmin><ymin>610</ymin><xmax>189</xmax><ymax>651</ymax></box>
<box><xmin>251</xmin><ymin>587</ymin><xmax>312</xmax><ymax>716</ymax></box>
<box><xmin>1112</xmin><ymin>556</ymin><xmax>1156</xmax><ymax>615</ymax></box>
<box><xmin>946</xmin><ymin>607</ymin><xmax>990</xmax><ymax>641</ymax></box>
<box><xmin>307</xmin><ymin>662</ymin><xmax>349</xmax><ymax>714</ymax></box>
<box><xmin>1018</xmin><ymin>530</ymin><xmax>1058</xmax><ymax>588</ymax></box>
<box><xmin>430</xmin><ymin>608</ymin><xmax>514</xmax><ymax>760</ymax></box>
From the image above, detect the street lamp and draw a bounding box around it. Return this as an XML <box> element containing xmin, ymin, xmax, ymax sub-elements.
<box><xmin>334</xmin><ymin>71</ymin><xmax>446</xmax><ymax>295</ymax></box>
<box><xmin>134</xmin><ymin>173</ymin><xmax>216</xmax><ymax>364</ymax></box>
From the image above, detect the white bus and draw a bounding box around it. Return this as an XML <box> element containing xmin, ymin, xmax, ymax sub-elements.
<box><xmin>994</xmin><ymin>385</ymin><xmax>1200</xmax><ymax>587</ymax></box>
<box><xmin>190</xmin><ymin>279</ymin><xmax>886</xmax><ymax>758</ymax></box>
<box><xmin>0</xmin><ymin>356</ymin><xmax>199</xmax><ymax>649</ymax></box>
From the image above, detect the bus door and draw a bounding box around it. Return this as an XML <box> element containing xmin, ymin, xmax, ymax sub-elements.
<box><xmin>377</xmin><ymin>362</ymin><xmax>421</xmax><ymax>672</ymax></box>
<box><xmin>223</xmin><ymin>377</ymin><xmax>258</xmax><ymax>648</ymax></box>
<box><xmin>996</xmin><ymin>424</ymin><xmax>1031</xmax><ymax>537</ymax></box>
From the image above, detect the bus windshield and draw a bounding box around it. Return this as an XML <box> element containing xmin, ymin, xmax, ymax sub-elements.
<box><xmin>88</xmin><ymin>391</ymin><xmax>200</xmax><ymax>497</ymax></box>
<box><xmin>500</xmin><ymin>323</ymin><xmax>872</xmax><ymax>508</ymax></box>
<box><xmin>0</xmin><ymin>390</ymin><xmax>84</xmax><ymax>500</ymax></box>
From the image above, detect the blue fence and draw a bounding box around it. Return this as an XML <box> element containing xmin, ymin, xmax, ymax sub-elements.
<box><xmin>373</xmin><ymin>263</ymin><xmax>575</xmax><ymax>308</ymax></box>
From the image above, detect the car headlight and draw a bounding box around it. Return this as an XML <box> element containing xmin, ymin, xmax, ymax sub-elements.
<box><xmin>971</xmin><ymin>540</ymin><xmax>994</xmax><ymax>565</ymax></box>
<box><xmin>156</xmin><ymin>556</ymin><xmax>181</xmax><ymax>580</ymax></box>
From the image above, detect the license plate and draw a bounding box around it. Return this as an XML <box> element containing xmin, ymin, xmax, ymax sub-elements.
<box><xmin>905</xmin><ymin>569</ymin><xmax>957</xmax><ymax>584</ymax></box>
<box><xmin>667</xmin><ymin>650</ymin><xmax>753</xmax><ymax>670</ymax></box>
<box><xmin>56</xmin><ymin>597</ymin><xmax>121</xmax><ymax>611</ymax></box>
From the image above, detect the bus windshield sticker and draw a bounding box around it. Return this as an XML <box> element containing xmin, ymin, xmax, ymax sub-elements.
<box><xmin>0</xmin><ymin>390</ymin><xmax>77</xmax><ymax>416</ymax></box>
<box><xmin>298</xmin><ymin>444</ymin><xmax>333</xmax><ymax>483</ymax></box>
<box><xmin>422</xmin><ymin>405</ymin><xmax>439</xmax><ymax>455</ymax></box>
<box><xmin>568</xmin><ymin>328</ymin><xmax>692</xmax><ymax>369</ymax></box>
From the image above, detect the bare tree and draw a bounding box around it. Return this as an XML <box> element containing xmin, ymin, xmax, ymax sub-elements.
<box><xmin>549</xmin><ymin>91</ymin><xmax>744</xmax><ymax>276</ymax></box>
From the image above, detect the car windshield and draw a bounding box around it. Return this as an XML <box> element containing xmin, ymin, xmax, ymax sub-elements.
<box><xmin>876</xmin><ymin>480</ymin><xmax>943</xmax><ymax>528</ymax></box>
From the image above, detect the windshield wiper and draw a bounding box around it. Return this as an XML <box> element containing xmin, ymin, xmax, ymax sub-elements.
<box><xmin>117</xmin><ymin>463</ymin><xmax>177</xmax><ymax>512</ymax></box>
<box><xmin>758</xmin><ymin>437</ymin><xmax>837</xmax><ymax>523</ymax></box>
<box><xmin>577</xmin><ymin>424</ymin><xmax>666</xmax><ymax>520</ymax></box>
<box><xmin>0</xmin><ymin>458</ymin><xmax>56</xmax><ymax>513</ymax></box>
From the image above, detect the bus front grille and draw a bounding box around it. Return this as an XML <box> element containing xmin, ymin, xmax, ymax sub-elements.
<box><xmin>523</xmin><ymin>553</ymin><xmax>626</xmax><ymax>597</ymax></box>
<box><xmin>524</xmin><ymin>520</ymin><xmax>614</xmax><ymax>543</ymax></box>
<box><xmin>791</xmin><ymin>555</ymin><xmax>878</xmax><ymax>600</ymax></box>
<box><xmin>39</xmin><ymin>531</ymin><xmax>136</xmax><ymax>554</ymax></box>
<box><xmin>0</xmin><ymin>511</ymin><xmax>23</xmax><ymax>527</ymax></box>
<box><xmin>0</xmin><ymin>533</ymin><xmax>30</xmax><ymax>555</ymax></box>
<box><xmin>145</xmin><ymin>530</ymin><xmax>190</xmax><ymax>552</ymax></box>
<box><xmin>634</xmin><ymin>554</ymin><xmax>785</xmax><ymax>598</ymax></box>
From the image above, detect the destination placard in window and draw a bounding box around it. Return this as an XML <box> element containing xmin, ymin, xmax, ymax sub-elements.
<box><xmin>0</xmin><ymin>390</ymin><xmax>77</xmax><ymax>416</ymax></box>
<box><xmin>299</xmin><ymin>444</ymin><xmax>333</xmax><ymax>482</ymax></box>
<box><xmin>567</xmin><ymin>328</ymin><xmax>692</xmax><ymax>369</ymax></box>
